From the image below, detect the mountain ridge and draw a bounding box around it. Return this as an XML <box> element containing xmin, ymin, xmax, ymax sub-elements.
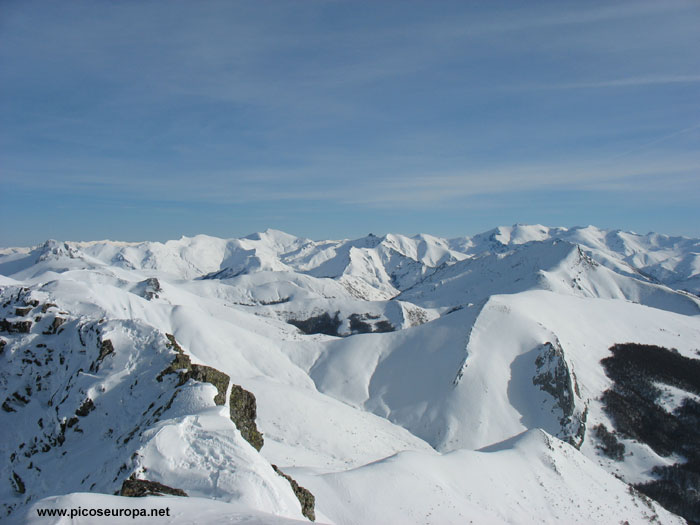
<box><xmin>2</xmin><ymin>224</ymin><xmax>699</xmax><ymax>523</ymax></box>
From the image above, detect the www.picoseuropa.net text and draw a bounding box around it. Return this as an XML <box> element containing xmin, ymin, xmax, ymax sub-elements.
<box><xmin>35</xmin><ymin>506</ymin><xmax>171</xmax><ymax>519</ymax></box>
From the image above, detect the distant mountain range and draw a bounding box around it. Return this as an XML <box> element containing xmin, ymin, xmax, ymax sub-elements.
<box><xmin>2</xmin><ymin>225</ymin><xmax>699</xmax><ymax>524</ymax></box>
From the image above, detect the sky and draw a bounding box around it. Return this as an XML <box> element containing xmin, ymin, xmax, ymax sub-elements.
<box><xmin>1</xmin><ymin>0</ymin><xmax>699</xmax><ymax>245</ymax></box>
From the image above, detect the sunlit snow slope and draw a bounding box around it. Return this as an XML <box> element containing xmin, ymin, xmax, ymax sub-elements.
<box><xmin>2</xmin><ymin>224</ymin><xmax>699</xmax><ymax>524</ymax></box>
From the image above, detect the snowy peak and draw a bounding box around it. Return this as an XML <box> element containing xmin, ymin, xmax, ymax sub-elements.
<box><xmin>244</xmin><ymin>228</ymin><xmax>306</xmax><ymax>248</ymax></box>
<box><xmin>401</xmin><ymin>237</ymin><xmax>700</xmax><ymax>315</ymax></box>
<box><xmin>35</xmin><ymin>240</ymin><xmax>83</xmax><ymax>262</ymax></box>
<box><xmin>2</xmin><ymin>224</ymin><xmax>700</xmax><ymax>523</ymax></box>
<box><xmin>398</xmin><ymin>239</ymin><xmax>581</xmax><ymax>308</ymax></box>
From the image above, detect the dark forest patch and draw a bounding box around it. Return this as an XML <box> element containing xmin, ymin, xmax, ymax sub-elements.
<box><xmin>288</xmin><ymin>312</ymin><xmax>342</xmax><ymax>336</ymax></box>
<box><xmin>600</xmin><ymin>343</ymin><xmax>700</xmax><ymax>523</ymax></box>
<box><xmin>289</xmin><ymin>312</ymin><xmax>394</xmax><ymax>336</ymax></box>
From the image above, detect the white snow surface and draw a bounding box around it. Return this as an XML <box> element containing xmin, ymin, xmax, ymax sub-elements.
<box><xmin>2</xmin><ymin>224</ymin><xmax>699</xmax><ymax>524</ymax></box>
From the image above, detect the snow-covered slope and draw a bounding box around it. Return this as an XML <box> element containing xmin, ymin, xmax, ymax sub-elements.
<box><xmin>450</xmin><ymin>224</ymin><xmax>700</xmax><ymax>295</ymax></box>
<box><xmin>400</xmin><ymin>239</ymin><xmax>700</xmax><ymax>315</ymax></box>
<box><xmin>2</xmin><ymin>224</ymin><xmax>699</xmax><ymax>524</ymax></box>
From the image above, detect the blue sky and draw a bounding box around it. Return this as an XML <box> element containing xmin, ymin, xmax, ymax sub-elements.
<box><xmin>1</xmin><ymin>0</ymin><xmax>699</xmax><ymax>245</ymax></box>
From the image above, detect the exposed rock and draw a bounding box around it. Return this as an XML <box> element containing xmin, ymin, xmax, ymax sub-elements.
<box><xmin>187</xmin><ymin>365</ymin><xmax>229</xmax><ymax>406</ymax></box>
<box><xmin>137</xmin><ymin>278</ymin><xmax>162</xmax><ymax>300</ymax></box>
<box><xmin>157</xmin><ymin>334</ymin><xmax>230</xmax><ymax>406</ymax></box>
<box><xmin>15</xmin><ymin>307</ymin><xmax>32</xmax><ymax>316</ymax></box>
<box><xmin>1</xmin><ymin>319</ymin><xmax>32</xmax><ymax>334</ymax></box>
<box><xmin>11</xmin><ymin>471</ymin><xmax>25</xmax><ymax>494</ymax></box>
<box><xmin>200</xmin><ymin>267</ymin><xmax>245</xmax><ymax>280</ymax></box>
<box><xmin>532</xmin><ymin>340</ymin><xmax>586</xmax><ymax>448</ymax></box>
<box><xmin>230</xmin><ymin>384</ymin><xmax>264</xmax><ymax>451</ymax></box>
<box><xmin>155</xmin><ymin>334</ymin><xmax>266</xmax><ymax>469</ymax></box>
<box><xmin>0</xmin><ymin>338</ymin><xmax>6</xmax><ymax>355</ymax></box>
<box><xmin>120</xmin><ymin>478</ymin><xmax>188</xmax><ymax>497</ymax></box>
<box><xmin>42</xmin><ymin>316</ymin><xmax>65</xmax><ymax>335</ymax></box>
<box><xmin>76</xmin><ymin>398</ymin><xmax>95</xmax><ymax>417</ymax></box>
<box><xmin>272</xmin><ymin>464</ymin><xmax>315</xmax><ymax>521</ymax></box>
<box><xmin>36</xmin><ymin>240</ymin><xmax>80</xmax><ymax>262</ymax></box>
<box><xmin>41</xmin><ymin>303</ymin><xmax>57</xmax><ymax>313</ymax></box>
<box><xmin>91</xmin><ymin>339</ymin><xmax>115</xmax><ymax>372</ymax></box>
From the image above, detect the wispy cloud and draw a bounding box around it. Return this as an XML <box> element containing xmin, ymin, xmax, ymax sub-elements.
<box><xmin>341</xmin><ymin>156</ymin><xmax>700</xmax><ymax>208</ymax></box>
<box><xmin>2</xmin><ymin>0</ymin><xmax>699</xmax><ymax>241</ymax></box>
<box><xmin>532</xmin><ymin>75</ymin><xmax>700</xmax><ymax>91</ymax></box>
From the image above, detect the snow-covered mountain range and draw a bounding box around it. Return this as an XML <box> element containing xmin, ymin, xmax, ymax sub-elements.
<box><xmin>1</xmin><ymin>224</ymin><xmax>699</xmax><ymax>524</ymax></box>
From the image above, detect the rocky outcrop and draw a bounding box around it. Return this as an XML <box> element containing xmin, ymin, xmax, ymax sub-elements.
<box><xmin>0</xmin><ymin>319</ymin><xmax>32</xmax><ymax>333</ymax></box>
<box><xmin>157</xmin><ymin>334</ymin><xmax>230</xmax><ymax>406</ymax></box>
<box><xmin>229</xmin><ymin>384</ymin><xmax>264</xmax><ymax>451</ymax></box>
<box><xmin>36</xmin><ymin>240</ymin><xmax>81</xmax><ymax>262</ymax></box>
<box><xmin>90</xmin><ymin>338</ymin><xmax>115</xmax><ymax>372</ymax></box>
<box><xmin>42</xmin><ymin>316</ymin><xmax>65</xmax><ymax>335</ymax></box>
<box><xmin>135</xmin><ymin>278</ymin><xmax>162</xmax><ymax>300</ymax></box>
<box><xmin>75</xmin><ymin>398</ymin><xmax>95</xmax><ymax>417</ymax></box>
<box><xmin>156</xmin><ymin>334</ymin><xmax>265</xmax><ymax>449</ymax></box>
<box><xmin>11</xmin><ymin>471</ymin><xmax>25</xmax><ymax>494</ymax></box>
<box><xmin>120</xmin><ymin>478</ymin><xmax>188</xmax><ymax>497</ymax></box>
<box><xmin>532</xmin><ymin>340</ymin><xmax>587</xmax><ymax>448</ymax></box>
<box><xmin>272</xmin><ymin>465</ymin><xmax>315</xmax><ymax>521</ymax></box>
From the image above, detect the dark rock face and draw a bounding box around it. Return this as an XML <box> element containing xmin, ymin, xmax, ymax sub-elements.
<box><xmin>11</xmin><ymin>471</ymin><xmax>25</xmax><ymax>494</ymax></box>
<box><xmin>288</xmin><ymin>312</ymin><xmax>342</xmax><ymax>336</ymax></box>
<box><xmin>42</xmin><ymin>317</ymin><xmax>65</xmax><ymax>335</ymax></box>
<box><xmin>186</xmin><ymin>366</ymin><xmax>229</xmax><ymax>406</ymax></box>
<box><xmin>156</xmin><ymin>334</ymin><xmax>265</xmax><ymax>450</ymax></box>
<box><xmin>230</xmin><ymin>384</ymin><xmax>264</xmax><ymax>451</ymax></box>
<box><xmin>76</xmin><ymin>398</ymin><xmax>95</xmax><ymax>417</ymax></box>
<box><xmin>157</xmin><ymin>334</ymin><xmax>230</xmax><ymax>406</ymax></box>
<box><xmin>139</xmin><ymin>278</ymin><xmax>162</xmax><ymax>300</ymax></box>
<box><xmin>532</xmin><ymin>341</ymin><xmax>586</xmax><ymax>448</ymax></box>
<box><xmin>1</xmin><ymin>319</ymin><xmax>32</xmax><ymax>333</ymax></box>
<box><xmin>90</xmin><ymin>339</ymin><xmax>115</xmax><ymax>372</ymax></box>
<box><xmin>98</xmin><ymin>339</ymin><xmax>115</xmax><ymax>361</ymax></box>
<box><xmin>600</xmin><ymin>343</ymin><xmax>700</xmax><ymax>523</ymax></box>
<box><xmin>120</xmin><ymin>479</ymin><xmax>188</xmax><ymax>497</ymax></box>
<box><xmin>272</xmin><ymin>465</ymin><xmax>315</xmax><ymax>521</ymax></box>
